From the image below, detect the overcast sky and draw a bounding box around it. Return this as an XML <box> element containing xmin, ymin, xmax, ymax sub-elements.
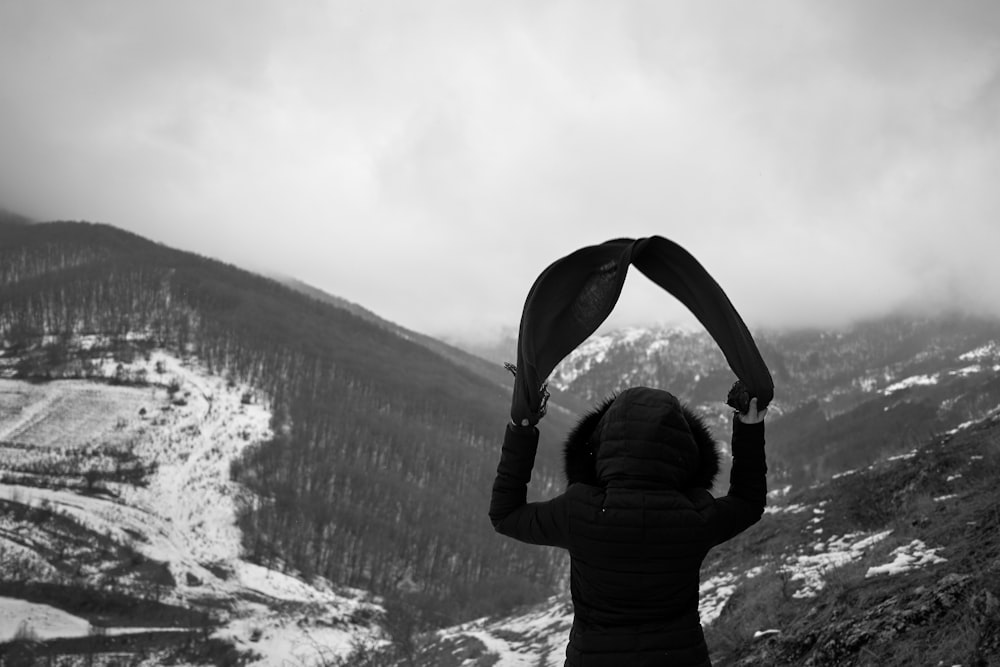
<box><xmin>2</xmin><ymin>1</ymin><xmax>998</xmax><ymax>341</ymax></box>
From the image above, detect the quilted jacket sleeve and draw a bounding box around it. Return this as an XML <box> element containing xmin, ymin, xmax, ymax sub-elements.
<box><xmin>489</xmin><ymin>423</ymin><xmax>570</xmax><ymax>548</ymax></box>
<box><xmin>709</xmin><ymin>418</ymin><xmax>767</xmax><ymax>546</ymax></box>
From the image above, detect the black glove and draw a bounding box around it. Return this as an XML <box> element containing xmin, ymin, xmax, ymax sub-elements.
<box><xmin>726</xmin><ymin>380</ymin><xmax>752</xmax><ymax>414</ymax></box>
<box><xmin>505</xmin><ymin>362</ymin><xmax>549</xmax><ymax>426</ymax></box>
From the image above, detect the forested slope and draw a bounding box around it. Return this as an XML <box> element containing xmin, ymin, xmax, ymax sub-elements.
<box><xmin>0</xmin><ymin>220</ymin><xmax>574</xmax><ymax>623</ymax></box>
<box><xmin>279</xmin><ymin>276</ymin><xmax>594</xmax><ymax>418</ymax></box>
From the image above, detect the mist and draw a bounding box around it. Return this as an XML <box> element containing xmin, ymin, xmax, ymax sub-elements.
<box><xmin>1</xmin><ymin>1</ymin><xmax>998</xmax><ymax>341</ymax></box>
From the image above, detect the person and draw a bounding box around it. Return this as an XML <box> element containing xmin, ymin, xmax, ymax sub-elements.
<box><xmin>489</xmin><ymin>386</ymin><xmax>767</xmax><ymax>667</ymax></box>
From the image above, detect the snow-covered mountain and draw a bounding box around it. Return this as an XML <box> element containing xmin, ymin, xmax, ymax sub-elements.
<box><xmin>538</xmin><ymin>317</ymin><xmax>1000</xmax><ymax>488</ymax></box>
<box><xmin>548</xmin><ymin>325</ymin><xmax>731</xmax><ymax>418</ymax></box>
<box><xmin>403</xmin><ymin>405</ymin><xmax>1000</xmax><ymax>666</ymax></box>
<box><xmin>546</xmin><ymin>317</ymin><xmax>1000</xmax><ymax>411</ymax></box>
<box><xmin>0</xmin><ymin>342</ymin><xmax>382</xmax><ymax>665</ymax></box>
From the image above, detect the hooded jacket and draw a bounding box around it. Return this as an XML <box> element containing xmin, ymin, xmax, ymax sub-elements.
<box><xmin>489</xmin><ymin>387</ymin><xmax>767</xmax><ymax>667</ymax></box>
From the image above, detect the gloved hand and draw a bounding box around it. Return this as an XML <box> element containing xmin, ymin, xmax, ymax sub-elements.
<box><xmin>505</xmin><ymin>362</ymin><xmax>549</xmax><ymax>427</ymax></box>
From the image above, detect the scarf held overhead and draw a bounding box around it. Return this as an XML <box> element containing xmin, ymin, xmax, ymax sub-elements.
<box><xmin>510</xmin><ymin>236</ymin><xmax>774</xmax><ymax>426</ymax></box>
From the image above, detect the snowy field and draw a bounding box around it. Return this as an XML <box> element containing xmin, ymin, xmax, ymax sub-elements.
<box><xmin>0</xmin><ymin>350</ymin><xmax>381</xmax><ymax>664</ymax></box>
<box><xmin>0</xmin><ymin>378</ymin><xmax>151</xmax><ymax>449</ymax></box>
<box><xmin>0</xmin><ymin>597</ymin><xmax>90</xmax><ymax>641</ymax></box>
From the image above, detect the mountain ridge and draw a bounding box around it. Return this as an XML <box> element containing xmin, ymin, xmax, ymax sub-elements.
<box><xmin>506</xmin><ymin>316</ymin><xmax>1000</xmax><ymax>489</ymax></box>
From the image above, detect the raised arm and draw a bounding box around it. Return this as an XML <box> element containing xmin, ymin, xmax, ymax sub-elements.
<box><xmin>709</xmin><ymin>398</ymin><xmax>768</xmax><ymax>545</ymax></box>
<box><xmin>488</xmin><ymin>422</ymin><xmax>570</xmax><ymax>548</ymax></box>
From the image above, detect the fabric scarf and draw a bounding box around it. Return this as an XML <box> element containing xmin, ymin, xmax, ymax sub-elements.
<box><xmin>510</xmin><ymin>236</ymin><xmax>774</xmax><ymax>426</ymax></box>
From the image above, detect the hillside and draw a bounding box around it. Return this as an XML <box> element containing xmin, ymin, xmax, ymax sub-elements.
<box><xmin>275</xmin><ymin>277</ymin><xmax>512</xmax><ymax>395</ymax></box>
<box><xmin>0</xmin><ymin>220</ymin><xmax>579</xmax><ymax>635</ymax></box>
<box><xmin>706</xmin><ymin>409</ymin><xmax>1000</xmax><ymax>666</ymax></box>
<box><xmin>280</xmin><ymin>277</ymin><xmax>593</xmax><ymax>418</ymax></box>
<box><xmin>0</xmin><ymin>350</ymin><xmax>381</xmax><ymax>665</ymax></box>
<box><xmin>398</xmin><ymin>407</ymin><xmax>1000</xmax><ymax>666</ymax></box>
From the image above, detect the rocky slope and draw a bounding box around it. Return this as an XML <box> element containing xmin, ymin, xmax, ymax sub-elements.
<box><xmin>405</xmin><ymin>406</ymin><xmax>1000</xmax><ymax>666</ymax></box>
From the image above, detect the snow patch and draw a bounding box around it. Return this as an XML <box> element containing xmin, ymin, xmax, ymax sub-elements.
<box><xmin>865</xmin><ymin>540</ymin><xmax>947</xmax><ymax>577</ymax></box>
<box><xmin>549</xmin><ymin>336</ymin><xmax>614</xmax><ymax>388</ymax></box>
<box><xmin>699</xmin><ymin>572</ymin><xmax>738</xmax><ymax>625</ymax></box>
<box><xmin>753</xmin><ymin>628</ymin><xmax>782</xmax><ymax>639</ymax></box>
<box><xmin>620</xmin><ymin>327</ymin><xmax>648</xmax><ymax>346</ymax></box>
<box><xmin>768</xmin><ymin>484</ymin><xmax>793</xmax><ymax>499</ymax></box>
<box><xmin>883</xmin><ymin>374</ymin><xmax>939</xmax><ymax>395</ymax></box>
<box><xmin>856</xmin><ymin>376</ymin><xmax>878</xmax><ymax>392</ymax></box>
<box><xmin>782</xmin><ymin>530</ymin><xmax>893</xmax><ymax>598</ymax></box>
<box><xmin>958</xmin><ymin>342</ymin><xmax>1000</xmax><ymax>362</ymax></box>
<box><xmin>948</xmin><ymin>420</ymin><xmax>978</xmax><ymax>434</ymax></box>
<box><xmin>0</xmin><ymin>598</ymin><xmax>90</xmax><ymax>641</ymax></box>
<box><xmin>764</xmin><ymin>503</ymin><xmax>811</xmax><ymax>515</ymax></box>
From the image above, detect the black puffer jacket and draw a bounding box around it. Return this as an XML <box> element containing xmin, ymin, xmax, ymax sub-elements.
<box><xmin>489</xmin><ymin>387</ymin><xmax>767</xmax><ymax>667</ymax></box>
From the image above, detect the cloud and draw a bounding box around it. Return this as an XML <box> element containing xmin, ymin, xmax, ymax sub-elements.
<box><xmin>1</xmin><ymin>1</ymin><xmax>998</xmax><ymax>340</ymax></box>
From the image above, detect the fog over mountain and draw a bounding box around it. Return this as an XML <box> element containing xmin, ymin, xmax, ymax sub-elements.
<box><xmin>2</xmin><ymin>1</ymin><xmax>999</xmax><ymax>339</ymax></box>
<box><xmin>2</xmin><ymin>3</ymin><xmax>1000</xmax><ymax>661</ymax></box>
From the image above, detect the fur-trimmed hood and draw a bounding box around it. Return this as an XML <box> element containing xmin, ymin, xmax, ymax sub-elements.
<box><xmin>563</xmin><ymin>387</ymin><xmax>720</xmax><ymax>490</ymax></box>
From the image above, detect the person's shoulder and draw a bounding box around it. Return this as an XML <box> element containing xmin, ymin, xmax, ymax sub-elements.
<box><xmin>685</xmin><ymin>487</ymin><xmax>715</xmax><ymax>511</ymax></box>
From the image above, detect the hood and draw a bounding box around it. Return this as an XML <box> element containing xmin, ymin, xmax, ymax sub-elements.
<box><xmin>563</xmin><ymin>386</ymin><xmax>720</xmax><ymax>490</ymax></box>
